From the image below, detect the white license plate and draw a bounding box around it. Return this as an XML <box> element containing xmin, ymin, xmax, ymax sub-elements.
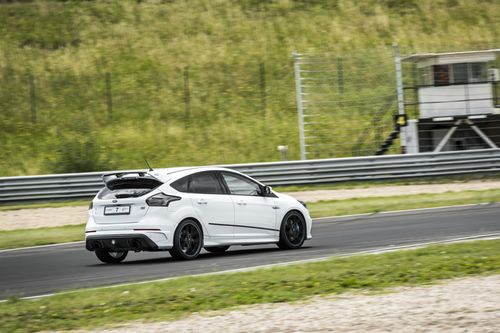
<box><xmin>104</xmin><ymin>205</ymin><xmax>131</xmax><ymax>215</ymax></box>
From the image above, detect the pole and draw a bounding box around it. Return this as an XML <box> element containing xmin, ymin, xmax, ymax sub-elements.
<box><xmin>393</xmin><ymin>43</ymin><xmax>406</xmax><ymax>153</ymax></box>
<box><xmin>293</xmin><ymin>52</ymin><xmax>306</xmax><ymax>160</ymax></box>
<box><xmin>105</xmin><ymin>72</ymin><xmax>112</xmax><ymax>120</ymax></box>
<box><xmin>183</xmin><ymin>66</ymin><xmax>191</xmax><ymax>128</ymax></box>
<box><xmin>259</xmin><ymin>62</ymin><xmax>267</xmax><ymax>115</ymax></box>
<box><xmin>29</xmin><ymin>73</ymin><xmax>37</xmax><ymax>124</ymax></box>
<box><xmin>337</xmin><ymin>57</ymin><xmax>344</xmax><ymax>95</ymax></box>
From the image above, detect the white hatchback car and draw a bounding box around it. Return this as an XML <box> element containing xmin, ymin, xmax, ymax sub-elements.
<box><xmin>85</xmin><ymin>167</ymin><xmax>312</xmax><ymax>263</ymax></box>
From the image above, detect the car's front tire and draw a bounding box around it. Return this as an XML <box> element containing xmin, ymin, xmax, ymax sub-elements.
<box><xmin>95</xmin><ymin>249</ymin><xmax>128</xmax><ymax>264</ymax></box>
<box><xmin>170</xmin><ymin>219</ymin><xmax>203</xmax><ymax>260</ymax></box>
<box><xmin>204</xmin><ymin>246</ymin><xmax>230</xmax><ymax>253</ymax></box>
<box><xmin>277</xmin><ymin>211</ymin><xmax>306</xmax><ymax>250</ymax></box>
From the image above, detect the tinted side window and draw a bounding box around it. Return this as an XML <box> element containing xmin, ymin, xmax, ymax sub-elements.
<box><xmin>189</xmin><ymin>172</ymin><xmax>224</xmax><ymax>194</ymax></box>
<box><xmin>170</xmin><ymin>176</ymin><xmax>189</xmax><ymax>192</ymax></box>
<box><xmin>221</xmin><ymin>172</ymin><xmax>261</xmax><ymax>196</ymax></box>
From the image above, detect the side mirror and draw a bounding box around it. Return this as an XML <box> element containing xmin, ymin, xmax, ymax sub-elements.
<box><xmin>262</xmin><ymin>185</ymin><xmax>272</xmax><ymax>196</ymax></box>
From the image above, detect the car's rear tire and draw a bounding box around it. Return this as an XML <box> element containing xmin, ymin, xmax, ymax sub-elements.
<box><xmin>170</xmin><ymin>219</ymin><xmax>203</xmax><ymax>260</ymax></box>
<box><xmin>277</xmin><ymin>211</ymin><xmax>306</xmax><ymax>250</ymax></box>
<box><xmin>204</xmin><ymin>246</ymin><xmax>230</xmax><ymax>253</ymax></box>
<box><xmin>95</xmin><ymin>249</ymin><xmax>128</xmax><ymax>264</ymax></box>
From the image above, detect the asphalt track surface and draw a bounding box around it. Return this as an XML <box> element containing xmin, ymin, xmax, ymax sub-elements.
<box><xmin>1</xmin><ymin>203</ymin><xmax>499</xmax><ymax>299</ymax></box>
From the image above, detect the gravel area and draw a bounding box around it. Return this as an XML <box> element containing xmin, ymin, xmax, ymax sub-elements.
<box><xmin>1</xmin><ymin>180</ymin><xmax>499</xmax><ymax>231</ymax></box>
<box><xmin>69</xmin><ymin>274</ymin><xmax>500</xmax><ymax>333</ymax></box>
<box><xmin>0</xmin><ymin>206</ymin><xmax>88</xmax><ymax>231</ymax></box>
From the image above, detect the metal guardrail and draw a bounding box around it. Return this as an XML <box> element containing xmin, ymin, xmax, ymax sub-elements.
<box><xmin>1</xmin><ymin>149</ymin><xmax>500</xmax><ymax>204</ymax></box>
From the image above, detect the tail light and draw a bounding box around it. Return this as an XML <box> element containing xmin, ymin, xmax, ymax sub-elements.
<box><xmin>146</xmin><ymin>193</ymin><xmax>181</xmax><ymax>207</ymax></box>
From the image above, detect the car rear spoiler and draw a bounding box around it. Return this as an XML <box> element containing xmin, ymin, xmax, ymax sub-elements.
<box><xmin>102</xmin><ymin>172</ymin><xmax>163</xmax><ymax>191</ymax></box>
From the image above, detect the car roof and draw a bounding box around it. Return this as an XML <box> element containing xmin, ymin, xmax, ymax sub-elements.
<box><xmin>147</xmin><ymin>166</ymin><xmax>241</xmax><ymax>183</ymax></box>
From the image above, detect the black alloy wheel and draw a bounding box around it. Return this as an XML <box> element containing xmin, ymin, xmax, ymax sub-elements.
<box><xmin>277</xmin><ymin>211</ymin><xmax>306</xmax><ymax>249</ymax></box>
<box><xmin>170</xmin><ymin>219</ymin><xmax>203</xmax><ymax>260</ymax></box>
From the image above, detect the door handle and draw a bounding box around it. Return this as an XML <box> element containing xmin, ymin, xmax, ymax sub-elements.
<box><xmin>197</xmin><ymin>200</ymin><xmax>208</xmax><ymax>205</ymax></box>
<box><xmin>237</xmin><ymin>201</ymin><xmax>247</xmax><ymax>206</ymax></box>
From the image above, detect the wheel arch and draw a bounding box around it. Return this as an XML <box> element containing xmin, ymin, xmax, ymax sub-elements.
<box><xmin>176</xmin><ymin>216</ymin><xmax>205</xmax><ymax>238</ymax></box>
<box><xmin>282</xmin><ymin>209</ymin><xmax>306</xmax><ymax>223</ymax></box>
<box><xmin>277</xmin><ymin>209</ymin><xmax>307</xmax><ymax>250</ymax></box>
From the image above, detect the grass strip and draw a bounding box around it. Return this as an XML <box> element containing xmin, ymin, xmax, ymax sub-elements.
<box><xmin>0</xmin><ymin>224</ymin><xmax>84</xmax><ymax>250</ymax></box>
<box><xmin>307</xmin><ymin>189</ymin><xmax>500</xmax><ymax>218</ymax></box>
<box><xmin>1</xmin><ymin>189</ymin><xmax>499</xmax><ymax>250</ymax></box>
<box><xmin>1</xmin><ymin>239</ymin><xmax>499</xmax><ymax>332</ymax></box>
<box><xmin>274</xmin><ymin>174</ymin><xmax>500</xmax><ymax>192</ymax></box>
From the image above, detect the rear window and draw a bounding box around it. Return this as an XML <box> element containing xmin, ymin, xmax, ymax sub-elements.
<box><xmin>171</xmin><ymin>176</ymin><xmax>189</xmax><ymax>192</ymax></box>
<box><xmin>98</xmin><ymin>173</ymin><xmax>163</xmax><ymax>199</ymax></box>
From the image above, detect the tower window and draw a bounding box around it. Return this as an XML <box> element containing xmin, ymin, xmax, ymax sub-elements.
<box><xmin>433</xmin><ymin>65</ymin><xmax>449</xmax><ymax>86</ymax></box>
<box><xmin>451</xmin><ymin>63</ymin><xmax>468</xmax><ymax>84</ymax></box>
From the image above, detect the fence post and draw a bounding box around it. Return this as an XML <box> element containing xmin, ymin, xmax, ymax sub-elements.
<box><xmin>393</xmin><ymin>43</ymin><xmax>406</xmax><ymax>153</ymax></box>
<box><xmin>293</xmin><ymin>52</ymin><xmax>306</xmax><ymax>160</ymax></box>
<box><xmin>183</xmin><ymin>66</ymin><xmax>191</xmax><ymax>128</ymax></box>
<box><xmin>134</xmin><ymin>1</ymin><xmax>142</xmax><ymax>24</ymax></box>
<box><xmin>337</xmin><ymin>57</ymin><xmax>344</xmax><ymax>94</ymax></box>
<box><xmin>28</xmin><ymin>73</ymin><xmax>37</xmax><ymax>124</ymax></box>
<box><xmin>259</xmin><ymin>62</ymin><xmax>266</xmax><ymax>115</ymax></box>
<box><xmin>105</xmin><ymin>72</ymin><xmax>112</xmax><ymax>120</ymax></box>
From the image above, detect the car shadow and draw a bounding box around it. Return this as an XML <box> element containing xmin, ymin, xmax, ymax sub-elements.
<box><xmin>86</xmin><ymin>245</ymin><xmax>313</xmax><ymax>267</ymax></box>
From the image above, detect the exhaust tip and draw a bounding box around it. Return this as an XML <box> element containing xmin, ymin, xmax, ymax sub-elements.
<box><xmin>130</xmin><ymin>239</ymin><xmax>142</xmax><ymax>250</ymax></box>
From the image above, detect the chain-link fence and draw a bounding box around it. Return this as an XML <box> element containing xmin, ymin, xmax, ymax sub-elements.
<box><xmin>293</xmin><ymin>46</ymin><xmax>399</xmax><ymax>159</ymax></box>
<box><xmin>0</xmin><ymin>61</ymin><xmax>296</xmax><ymax>129</ymax></box>
<box><xmin>0</xmin><ymin>53</ymin><xmax>299</xmax><ymax>174</ymax></box>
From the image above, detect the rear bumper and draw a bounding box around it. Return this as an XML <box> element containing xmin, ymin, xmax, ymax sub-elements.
<box><xmin>86</xmin><ymin>234</ymin><xmax>170</xmax><ymax>252</ymax></box>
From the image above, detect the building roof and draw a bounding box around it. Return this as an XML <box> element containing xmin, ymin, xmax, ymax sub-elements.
<box><xmin>402</xmin><ymin>49</ymin><xmax>500</xmax><ymax>67</ymax></box>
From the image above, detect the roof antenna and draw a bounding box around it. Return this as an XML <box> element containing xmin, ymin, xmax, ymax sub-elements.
<box><xmin>144</xmin><ymin>158</ymin><xmax>154</xmax><ymax>172</ymax></box>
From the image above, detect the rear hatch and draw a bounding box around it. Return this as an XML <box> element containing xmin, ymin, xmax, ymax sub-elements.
<box><xmin>92</xmin><ymin>172</ymin><xmax>163</xmax><ymax>224</ymax></box>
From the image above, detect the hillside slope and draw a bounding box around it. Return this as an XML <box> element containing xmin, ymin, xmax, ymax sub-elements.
<box><xmin>0</xmin><ymin>0</ymin><xmax>498</xmax><ymax>176</ymax></box>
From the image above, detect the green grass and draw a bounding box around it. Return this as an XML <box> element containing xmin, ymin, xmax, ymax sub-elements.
<box><xmin>307</xmin><ymin>188</ymin><xmax>500</xmax><ymax>218</ymax></box>
<box><xmin>274</xmin><ymin>173</ymin><xmax>500</xmax><ymax>192</ymax></box>
<box><xmin>1</xmin><ymin>188</ymin><xmax>498</xmax><ymax>250</ymax></box>
<box><xmin>0</xmin><ymin>200</ymin><xmax>90</xmax><ymax>212</ymax></box>
<box><xmin>1</xmin><ymin>239</ymin><xmax>499</xmax><ymax>332</ymax></box>
<box><xmin>0</xmin><ymin>0</ymin><xmax>499</xmax><ymax>176</ymax></box>
<box><xmin>0</xmin><ymin>224</ymin><xmax>84</xmax><ymax>250</ymax></box>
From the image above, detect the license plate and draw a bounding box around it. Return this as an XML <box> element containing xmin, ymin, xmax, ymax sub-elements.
<box><xmin>104</xmin><ymin>205</ymin><xmax>131</xmax><ymax>215</ymax></box>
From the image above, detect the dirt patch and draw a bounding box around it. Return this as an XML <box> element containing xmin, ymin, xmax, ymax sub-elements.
<box><xmin>290</xmin><ymin>180</ymin><xmax>500</xmax><ymax>203</ymax></box>
<box><xmin>0</xmin><ymin>206</ymin><xmax>88</xmax><ymax>231</ymax></box>
<box><xmin>70</xmin><ymin>274</ymin><xmax>500</xmax><ymax>333</ymax></box>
